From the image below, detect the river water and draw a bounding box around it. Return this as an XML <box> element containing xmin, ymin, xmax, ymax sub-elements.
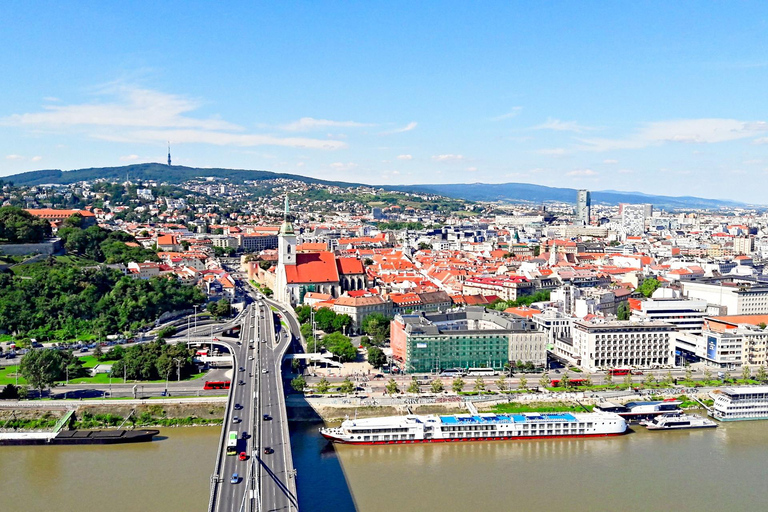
<box><xmin>4</xmin><ymin>419</ymin><xmax>768</xmax><ymax>511</ymax></box>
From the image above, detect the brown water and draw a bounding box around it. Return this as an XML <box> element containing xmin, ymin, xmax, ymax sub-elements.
<box><xmin>5</xmin><ymin>420</ymin><xmax>768</xmax><ymax>512</ymax></box>
<box><xmin>0</xmin><ymin>427</ymin><xmax>219</xmax><ymax>512</ymax></box>
<box><xmin>331</xmin><ymin>418</ymin><xmax>768</xmax><ymax>512</ymax></box>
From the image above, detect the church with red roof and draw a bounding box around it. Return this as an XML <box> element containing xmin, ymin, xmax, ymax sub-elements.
<box><xmin>274</xmin><ymin>198</ymin><xmax>367</xmax><ymax>305</ymax></box>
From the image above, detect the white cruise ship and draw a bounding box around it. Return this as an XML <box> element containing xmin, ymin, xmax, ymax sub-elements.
<box><xmin>711</xmin><ymin>386</ymin><xmax>768</xmax><ymax>421</ymax></box>
<box><xmin>320</xmin><ymin>412</ymin><xmax>627</xmax><ymax>445</ymax></box>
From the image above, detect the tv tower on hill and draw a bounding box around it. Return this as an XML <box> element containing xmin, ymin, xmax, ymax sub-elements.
<box><xmin>167</xmin><ymin>141</ymin><xmax>172</xmax><ymax>166</ymax></box>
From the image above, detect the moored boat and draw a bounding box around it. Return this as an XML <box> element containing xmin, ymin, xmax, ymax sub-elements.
<box><xmin>320</xmin><ymin>411</ymin><xmax>627</xmax><ymax>445</ymax></box>
<box><xmin>710</xmin><ymin>386</ymin><xmax>768</xmax><ymax>421</ymax></box>
<box><xmin>594</xmin><ymin>399</ymin><xmax>681</xmax><ymax>422</ymax></box>
<box><xmin>641</xmin><ymin>412</ymin><xmax>717</xmax><ymax>431</ymax></box>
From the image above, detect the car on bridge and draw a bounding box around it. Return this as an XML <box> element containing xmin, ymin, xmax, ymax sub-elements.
<box><xmin>263</xmin><ymin>447</ymin><xmax>273</xmax><ymax>455</ymax></box>
<box><xmin>234</xmin><ymin>403</ymin><xmax>242</xmax><ymax>410</ymax></box>
<box><xmin>230</xmin><ymin>473</ymin><xmax>239</xmax><ymax>484</ymax></box>
<box><xmin>263</xmin><ymin>414</ymin><xmax>271</xmax><ymax>421</ymax></box>
<box><xmin>232</xmin><ymin>416</ymin><xmax>241</xmax><ymax>423</ymax></box>
<box><xmin>239</xmin><ymin>452</ymin><xmax>248</xmax><ymax>461</ymax></box>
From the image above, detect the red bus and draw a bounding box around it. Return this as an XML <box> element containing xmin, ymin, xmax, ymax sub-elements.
<box><xmin>609</xmin><ymin>368</ymin><xmax>631</xmax><ymax>376</ymax></box>
<box><xmin>204</xmin><ymin>381</ymin><xmax>231</xmax><ymax>390</ymax></box>
<box><xmin>550</xmin><ymin>378</ymin><xmax>589</xmax><ymax>387</ymax></box>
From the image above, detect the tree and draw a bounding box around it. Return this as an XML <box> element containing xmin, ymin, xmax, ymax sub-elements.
<box><xmin>0</xmin><ymin>206</ymin><xmax>52</xmax><ymax>243</ymax></box>
<box><xmin>19</xmin><ymin>348</ymin><xmax>64</xmax><ymax>396</ymax></box>
<box><xmin>605</xmin><ymin>372</ymin><xmax>613</xmax><ymax>385</ymax></box>
<box><xmin>757</xmin><ymin>365</ymin><xmax>768</xmax><ymax>382</ymax></box>
<box><xmin>259</xmin><ymin>259</ymin><xmax>271</xmax><ymax>270</ymax></box>
<box><xmin>663</xmin><ymin>371</ymin><xmax>674</xmax><ymax>387</ymax></box>
<box><xmin>560</xmin><ymin>369</ymin><xmax>570</xmax><ymax>389</ymax></box>
<box><xmin>703</xmin><ymin>368</ymin><xmax>712</xmax><ymax>382</ymax></box>
<box><xmin>539</xmin><ymin>373</ymin><xmax>549</xmax><ymax>389</ymax></box>
<box><xmin>644</xmin><ymin>373</ymin><xmax>656</xmax><ymax>388</ymax></box>
<box><xmin>339</xmin><ymin>377</ymin><xmax>355</xmax><ymax>394</ymax></box>
<box><xmin>742</xmin><ymin>365</ymin><xmax>752</xmax><ymax>382</ymax></box>
<box><xmin>637</xmin><ymin>278</ymin><xmax>662</xmax><ymax>298</ymax></box>
<box><xmin>295</xmin><ymin>305</ymin><xmax>312</xmax><ymax>324</ymax></box>
<box><xmin>332</xmin><ymin>314</ymin><xmax>352</xmax><ymax>334</ymax></box>
<box><xmin>385</xmin><ymin>378</ymin><xmax>399</xmax><ymax>396</ymax></box>
<box><xmin>685</xmin><ymin>364</ymin><xmax>692</xmax><ymax>382</ymax></box>
<box><xmin>724</xmin><ymin>371</ymin><xmax>731</xmax><ymax>383</ymax></box>
<box><xmin>93</xmin><ymin>343</ymin><xmax>103</xmax><ymax>359</ymax></box>
<box><xmin>361</xmin><ymin>313</ymin><xmax>392</xmax><ymax>342</ymax></box>
<box><xmin>474</xmin><ymin>377</ymin><xmax>486</xmax><ymax>393</ymax></box>
<box><xmin>519</xmin><ymin>375</ymin><xmax>528</xmax><ymax>390</ymax></box>
<box><xmin>452</xmin><ymin>377</ymin><xmax>465</xmax><ymax>393</ymax></box>
<box><xmin>323</xmin><ymin>332</ymin><xmax>357</xmax><ymax>362</ymax></box>
<box><xmin>407</xmin><ymin>377</ymin><xmax>420</xmax><ymax>394</ymax></box>
<box><xmin>316</xmin><ymin>377</ymin><xmax>330</xmax><ymax>394</ymax></box>
<box><xmin>430</xmin><ymin>378</ymin><xmax>444</xmax><ymax>394</ymax></box>
<box><xmin>0</xmin><ymin>384</ymin><xmax>20</xmax><ymax>399</ymax></box>
<box><xmin>314</xmin><ymin>307</ymin><xmax>337</xmax><ymax>332</ymax></box>
<box><xmin>623</xmin><ymin>374</ymin><xmax>632</xmax><ymax>389</ymax></box>
<box><xmin>291</xmin><ymin>375</ymin><xmax>307</xmax><ymax>393</ymax></box>
<box><xmin>617</xmin><ymin>302</ymin><xmax>630</xmax><ymax>320</ymax></box>
<box><xmin>495</xmin><ymin>376</ymin><xmax>507</xmax><ymax>392</ymax></box>
<box><xmin>367</xmin><ymin>346</ymin><xmax>386</xmax><ymax>368</ymax></box>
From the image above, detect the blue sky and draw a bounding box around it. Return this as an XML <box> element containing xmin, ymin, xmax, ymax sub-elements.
<box><xmin>2</xmin><ymin>2</ymin><xmax>768</xmax><ymax>202</ymax></box>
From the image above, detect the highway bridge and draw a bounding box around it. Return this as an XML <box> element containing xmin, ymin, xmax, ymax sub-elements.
<box><xmin>208</xmin><ymin>295</ymin><xmax>299</xmax><ymax>512</ymax></box>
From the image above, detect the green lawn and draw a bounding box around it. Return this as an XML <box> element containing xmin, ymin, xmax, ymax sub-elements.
<box><xmin>0</xmin><ymin>363</ymin><xmax>207</xmax><ymax>386</ymax></box>
<box><xmin>489</xmin><ymin>402</ymin><xmax>594</xmax><ymax>414</ymax></box>
<box><xmin>0</xmin><ymin>366</ymin><xmax>27</xmax><ymax>386</ymax></box>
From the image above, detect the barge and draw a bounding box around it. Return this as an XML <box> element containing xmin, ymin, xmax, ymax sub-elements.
<box><xmin>0</xmin><ymin>429</ymin><xmax>160</xmax><ymax>446</ymax></box>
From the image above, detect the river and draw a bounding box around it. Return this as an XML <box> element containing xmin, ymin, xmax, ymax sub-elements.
<box><xmin>4</xmin><ymin>419</ymin><xmax>768</xmax><ymax>511</ymax></box>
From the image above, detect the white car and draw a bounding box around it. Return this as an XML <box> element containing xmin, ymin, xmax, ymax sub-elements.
<box><xmin>248</xmin><ymin>355</ymin><xmax>254</xmax><ymax>360</ymax></box>
<box><xmin>261</xmin><ymin>369</ymin><xmax>268</xmax><ymax>374</ymax></box>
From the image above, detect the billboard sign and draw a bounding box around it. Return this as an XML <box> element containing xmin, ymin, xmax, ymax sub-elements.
<box><xmin>707</xmin><ymin>336</ymin><xmax>717</xmax><ymax>360</ymax></box>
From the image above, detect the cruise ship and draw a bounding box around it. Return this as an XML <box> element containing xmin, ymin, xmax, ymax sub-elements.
<box><xmin>320</xmin><ymin>412</ymin><xmax>627</xmax><ymax>445</ymax></box>
<box><xmin>710</xmin><ymin>386</ymin><xmax>768</xmax><ymax>421</ymax></box>
<box><xmin>594</xmin><ymin>400</ymin><xmax>681</xmax><ymax>422</ymax></box>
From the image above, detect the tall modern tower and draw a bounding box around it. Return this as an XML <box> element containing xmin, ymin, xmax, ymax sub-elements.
<box><xmin>167</xmin><ymin>142</ymin><xmax>172</xmax><ymax>166</ymax></box>
<box><xmin>576</xmin><ymin>189</ymin><xmax>591</xmax><ymax>226</ymax></box>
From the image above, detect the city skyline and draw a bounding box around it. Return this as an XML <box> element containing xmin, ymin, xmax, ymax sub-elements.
<box><xmin>2</xmin><ymin>3</ymin><xmax>768</xmax><ymax>202</ymax></box>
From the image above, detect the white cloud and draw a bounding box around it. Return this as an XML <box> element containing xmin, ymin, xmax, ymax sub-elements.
<box><xmin>492</xmin><ymin>107</ymin><xmax>523</xmax><ymax>121</ymax></box>
<box><xmin>432</xmin><ymin>154</ymin><xmax>464</xmax><ymax>162</ymax></box>
<box><xmin>753</xmin><ymin>137</ymin><xmax>768</xmax><ymax>145</ymax></box>
<box><xmin>617</xmin><ymin>169</ymin><xmax>634</xmax><ymax>174</ymax></box>
<box><xmin>566</xmin><ymin>169</ymin><xmax>598</xmax><ymax>177</ymax></box>
<box><xmin>535</xmin><ymin>148</ymin><xmax>568</xmax><ymax>156</ymax></box>
<box><xmin>280</xmin><ymin>117</ymin><xmax>374</xmax><ymax>131</ymax></box>
<box><xmin>466</xmin><ymin>166</ymin><xmax>478</xmax><ymax>172</ymax></box>
<box><xmin>603</xmin><ymin>159</ymin><xmax>619</xmax><ymax>164</ymax></box>
<box><xmin>578</xmin><ymin>118</ymin><xmax>768</xmax><ymax>152</ymax></box>
<box><xmin>120</xmin><ymin>154</ymin><xmax>140</xmax><ymax>161</ymax></box>
<box><xmin>5</xmin><ymin>154</ymin><xmax>23</xmax><ymax>160</ymax></box>
<box><xmin>30</xmin><ymin>156</ymin><xmax>42</xmax><ymax>162</ymax></box>
<box><xmin>329</xmin><ymin>162</ymin><xmax>358</xmax><ymax>171</ymax></box>
<box><xmin>397</xmin><ymin>154</ymin><xmax>413</xmax><ymax>160</ymax></box>
<box><xmin>93</xmin><ymin>129</ymin><xmax>347</xmax><ymax>150</ymax></box>
<box><xmin>2</xmin><ymin>84</ymin><xmax>343</xmax><ymax>150</ymax></box>
<box><xmin>533</xmin><ymin>118</ymin><xmax>595</xmax><ymax>133</ymax></box>
<box><xmin>382</xmin><ymin>121</ymin><xmax>418</xmax><ymax>135</ymax></box>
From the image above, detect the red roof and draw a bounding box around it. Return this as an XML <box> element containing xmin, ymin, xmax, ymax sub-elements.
<box><xmin>336</xmin><ymin>257</ymin><xmax>365</xmax><ymax>275</ymax></box>
<box><xmin>285</xmin><ymin>252</ymin><xmax>339</xmax><ymax>284</ymax></box>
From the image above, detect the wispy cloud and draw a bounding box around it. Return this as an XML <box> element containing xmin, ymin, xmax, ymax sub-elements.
<box><xmin>5</xmin><ymin>154</ymin><xmax>24</xmax><ymax>160</ymax></box>
<box><xmin>93</xmin><ymin>129</ymin><xmax>347</xmax><ymax>150</ymax></box>
<box><xmin>603</xmin><ymin>159</ymin><xmax>618</xmax><ymax>164</ymax></box>
<box><xmin>397</xmin><ymin>154</ymin><xmax>413</xmax><ymax>160</ymax></box>
<box><xmin>120</xmin><ymin>154</ymin><xmax>140</xmax><ymax>161</ymax></box>
<box><xmin>432</xmin><ymin>154</ymin><xmax>464</xmax><ymax>162</ymax></box>
<box><xmin>566</xmin><ymin>169</ymin><xmax>598</xmax><ymax>177</ymax></box>
<box><xmin>2</xmin><ymin>84</ymin><xmax>345</xmax><ymax>150</ymax></box>
<box><xmin>466</xmin><ymin>166</ymin><xmax>478</xmax><ymax>172</ymax></box>
<box><xmin>329</xmin><ymin>162</ymin><xmax>358</xmax><ymax>171</ymax></box>
<box><xmin>491</xmin><ymin>107</ymin><xmax>523</xmax><ymax>121</ymax></box>
<box><xmin>381</xmin><ymin>121</ymin><xmax>418</xmax><ymax>135</ymax></box>
<box><xmin>753</xmin><ymin>137</ymin><xmax>768</xmax><ymax>145</ymax></box>
<box><xmin>30</xmin><ymin>156</ymin><xmax>42</xmax><ymax>162</ymax></box>
<box><xmin>535</xmin><ymin>148</ymin><xmax>568</xmax><ymax>156</ymax></box>
<box><xmin>280</xmin><ymin>117</ymin><xmax>374</xmax><ymax>131</ymax></box>
<box><xmin>577</xmin><ymin>118</ymin><xmax>768</xmax><ymax>152</ymax></box>
<box><xmin>533</xmin><ymin>118</ymin><xmax>595</xmax><ymax>133</ymax></box>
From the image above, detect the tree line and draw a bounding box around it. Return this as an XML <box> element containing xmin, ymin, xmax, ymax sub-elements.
<box><xmin>0</xmin><ymin>263</ymin><xmax>205</xmax><ymax>339</ymax></box>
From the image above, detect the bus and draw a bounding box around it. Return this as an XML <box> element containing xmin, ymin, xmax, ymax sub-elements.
<box><xmin>466</xmin><ymin>367</ymin><xmax>498</xmax><ymax>376</ymax></box>
<box><xmin>204</xmin><ymin>380</ymin><xmax>231</xmax><ymax>390</ymax></box>
<box><xmin>439</xmin><ymin>368</ymin><xmax>466</xmax><ymax>377</ymax></box>
<box><xmin>608</xmin><ymin>368</ymin><xmax>631</xmax><ymax>376</ymax></box>
<box><xmin>550</xmin><ymin>378</ymin><xmax>589</xmax><ymax>387</ymax></box>
<box><xmin>226</xmin><ymin>431</ymin><xmax>238</xmax><ymax>455</ymax></box>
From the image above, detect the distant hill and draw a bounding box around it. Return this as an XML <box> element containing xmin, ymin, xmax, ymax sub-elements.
<box><xmin>5</xmin><ymin>164</ymin><xmax>749</xmax><ymax>208</ymax></box>
<box><xmin>6</xmin><ymin>163</ymin><xmax>359</xmax><ymax>188</ymax></box>
<box><xmin>389</xmin><ymin>182</ymin><xmax>748</xmax><ymax>209</ymax></box>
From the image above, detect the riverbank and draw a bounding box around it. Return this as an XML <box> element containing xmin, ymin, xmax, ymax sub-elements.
<box><xmin>289</xmin><ymin>387</ymin><xmax>715</xmax><ymax>422</ymax></box>
<box><xmin>0</xmin><ymin>398</ymin><xmax>226</xmax><ymax>431</ymax></box>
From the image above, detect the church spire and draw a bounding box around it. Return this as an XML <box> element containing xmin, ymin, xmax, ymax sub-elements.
<box><xmin>284</xmin><ymin>194</ymin><xmax>290</xmax><ymax>220</ymax></box>
<box><xmin>279</xmin><ymin>195</ymin><xmax>294</xmax><ymax>235</ymax></box>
